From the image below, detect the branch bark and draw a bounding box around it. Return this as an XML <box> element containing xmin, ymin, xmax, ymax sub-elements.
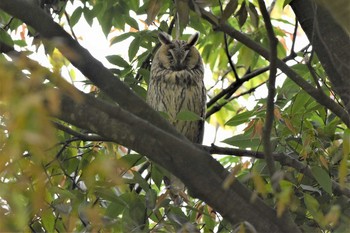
<box><xmin>290</xmin><ymin>0</ymin><xmax>350</xmax><ymax>114</ymax></box>
<box><xmin>0</xmin><ymin>1</ymin><xmax>302</xmax><ymax>231</ymax></box>
<box><xmin>0</xmin><ymin>0</ymin><xmax>183</xmax><ymax>142</ymax></box>
<box><xmin>55</xmin><ymin>90</ymin><xmax>301</xmax><ymax>233</ymax></box>
<box><xmin>258</xmin><ymin>0</ymin><xmax>278</xmax><ymax>185</ymax></box>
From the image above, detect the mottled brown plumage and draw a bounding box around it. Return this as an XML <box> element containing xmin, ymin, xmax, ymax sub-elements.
<box><xmin>146</xmin><ymin>32</ymin><xmax>206</xmax><ymax>202</ymax></box>
<box><xmin>147</xmin><ymin>32</ymin><xmax>206</xmax><ymax>144</ymax></box>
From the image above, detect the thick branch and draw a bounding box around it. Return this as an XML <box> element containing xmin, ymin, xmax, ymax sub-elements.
<box><xmin>51</xmin><ymin>88</ymin><xmax>301</xmax><ymax>233</ymax></box>
<box><xmin>0</xmin><ymin>0</ymin><xmax>184</xmax><ymax>141</ymax></box>
<box><xmin>290</xmin><ymin>0</ymin><xmax>350</xmax><ymax>113</ymax></box>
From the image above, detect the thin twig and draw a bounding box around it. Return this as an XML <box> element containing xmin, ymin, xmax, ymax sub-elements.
<box><xmin>195</xmin><ymin>6</ymin><xmax>350</xmax><ymax>127</ymax></box>
<box><xmin>206</xmin><ymin>81</ymin><xmax>266</xmax><ymax>118</ymax></box>
<box><xmin>64</xmin><ymin>11</ymin><xmax>78</xmax><ymax>41</ymax></box>
<box><xmin>53</xmin><ymin>121</ymin><xmax>111</xmax><ymax>142</ymax></box>
<box><xmin>306</xmin><ymin>49</ymin><xmax>322</xmax><ymax>89</ymax></box>
<box><xmin>223</xmin><ymin>32</ymin><xmax>240</xmax><ymax>80</ymax></box>
<box><xmin>202</xmin><ymin>144</ymin><xmax>350</xmax><ymax>199</ymax></box>
<box><xmin>290</xmin><ymin>17</ymin><xmax>298</xmax><ymax>55</ymax></box>
<box><xmin>258</xmin><ymin>0</ymin><xmax>278</xmax><ymax>184</ymax></box>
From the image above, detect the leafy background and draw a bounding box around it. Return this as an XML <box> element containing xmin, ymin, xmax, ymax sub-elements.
<box><xmin>0</xmin><ymin>0</ymin><xmax>349</xmax><ymax>232</ymax></box>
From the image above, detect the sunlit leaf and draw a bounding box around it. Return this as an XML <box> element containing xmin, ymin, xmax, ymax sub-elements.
<box><xmin>128</xmin><ymin>36</ymin><xmax>141</xmax><ymax>61</ymax></box>
<box><xmin>70</xmin><ymin>7</ymin><xmax>83</xmax><ymax>27</ymax></box>
<box><xmin>304</xmin><ymin>193</ymin><xmax>325</xmax><ymax>226</ymax></box>
<box><xmin>125</xmin><ymin>15</ymin><xmax>139</xmax><ymax>30</ymax></box>
<box><xmin>339</xmin><ymin>129</ymin><xmax>350</xmax><ymax>188</ymax></box>
<box><xmin>0</xmin><ymin>29</ymin><xmax>14</xmax><ymax>47</ymax></box>
<box><xmin>41</xmin><ymin>208</ymin><xmax>55</xmax><ymax>232</ymax></box>
<box><xmin>106</xmin><ymin>55</ymin><xmax>130</xmax><ymax>68</ymax></box>
<box><xmin>225</xmin><ymin>110</ymin><xmax>254</xmax><ymax>126</ymax></box>
<box><xmin>111</xmin><ymin>32</ymin><xmax>134</xmax><ymax>45</ymax></box>
<box><xmin>222</xmin><ymin>134</ymin><xmax>262</xmax><ymax>149</ymax></box>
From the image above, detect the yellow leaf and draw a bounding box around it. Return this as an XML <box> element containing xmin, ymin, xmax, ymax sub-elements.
<box><xmin>340</xmin><ymin>129</ymin><xmax>350</xmax><ymax>188</ymax></box>
<box><xmin>252</xmin><ymin>171</ymin><xmax>267</xmax><ymax>197</ymax></box>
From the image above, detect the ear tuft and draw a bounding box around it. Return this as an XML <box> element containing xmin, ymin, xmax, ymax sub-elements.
<box><xmin>158</xmin><ymin>32</ymin><xmax>172</xmax><ymax>45</ymax></box>
<box><xmin>187</xmin><ymin>33</ymin><xmax>199</xmax><ymax>46</ymax></box>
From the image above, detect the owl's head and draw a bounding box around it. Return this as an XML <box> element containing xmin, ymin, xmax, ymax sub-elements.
<box><xmin>154</xmin><ymin>32</ymin><xmax>202</xmax><ymax>71</ymax></box>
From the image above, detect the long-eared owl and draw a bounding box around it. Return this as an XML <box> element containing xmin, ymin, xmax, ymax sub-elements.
<box><xmin>147</xmin><ymin>32</ymin><xmax>206</xmax><ymax>144</ymax></box>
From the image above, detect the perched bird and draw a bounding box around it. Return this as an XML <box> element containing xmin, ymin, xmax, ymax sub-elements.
<box><xmin>146</xmin><ymin>32</ymin><xmax>206</xmax><ymax>202</ymax></box>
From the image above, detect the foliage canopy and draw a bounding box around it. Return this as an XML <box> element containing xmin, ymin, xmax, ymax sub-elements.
<box><xmin>0</xmin><ymin>0</ymin><xmax>349</xmax><ymax>232</ymax></box>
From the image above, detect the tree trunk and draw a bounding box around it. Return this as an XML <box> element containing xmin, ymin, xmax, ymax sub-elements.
<box><xmin>290</xmin><ymin>0</ymin><xmax>350</xmax><ymax>116</ymax></box>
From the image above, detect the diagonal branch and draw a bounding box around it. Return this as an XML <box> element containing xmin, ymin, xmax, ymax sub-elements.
<box><xmin>0</xmin><ymin>0</ymin><xmax>185</xmax><ymax>141</ymax></box>
<box><xmin>194</xmin><ymin>6</ymin><xmax>350</xmax><ymax>127</ymax></box>
<box><xmin>53</xmin><ymin>88</ymin><xmax>301</xmax><ymax>233</ymax></box>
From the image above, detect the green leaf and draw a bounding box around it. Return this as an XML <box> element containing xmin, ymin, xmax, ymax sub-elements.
<box><xmin>146</xmin><ymin>189</ymin><xmax>157</xmax><ymax>209</ymax></box>
<box><xmin>125</xmin><ymin>16</ymin><xmax>139</xmax><ymax>30</ymax></box>
<box><xmin>131</xmin><ymin>84</ymin><xmax>147</xmax><ymax>99</ymax></box>
<box><xmin>304</xmin><ymin>193</ymin><xmax>324</xmax><ymax>225</ymax></box>
<box><xmin>121</xmin><ymin>193</ymin><xmax>147</xmax><ymax>232</ymax></box>
<box><xmin>106</xmin><ymin>201</ymin><xmax>125</xmax><ymax>218</ymax></box>
<box><xmin>340</xmin><ymin>129</ymin><xmax>350</xmax><ymax>188</ymax></box>
<box><xmin>119</xmin><ymin>153</ymin><xmax>145</xmax><ymax>167</ymax></box>
<box><xmin>221</xmin><ymin>0</ymin><xmax>239</xmax><ymax>22</ymax></box>
<box><xmin>70</xmin><ymin>7</ymin><xmax>83</xmax><ymax>27</ymax></box>
<box><xmin>152</xmin><ymin>164</ymin><xmax>166</xmax><ymax>189</ymax></box>
<box><xmin>41</xmin><ymin>209</ymin><xmax>55</xmax><ymax>232</ymax></box>
<box><xmin>247</xmin><ymin>3</ymin><xmax>259</xmax><ymax>28</ymax></box>
<box><xmin>13</xmin><ymin>39</ymin><xmax>27</xmax><ymax>47</ymax></box>
<box><xmin>225</xmin><ymin>111</ymin><xmax>254</xmax><ymax>126</ymax></box>
<box><xmin>222</xmin><ymin>134</ymin><xmax>262</xmax><ymax>149</ymax></box>
<box><xmin>100</xmin><ymin>8</ymin><xmax>113</xmax><ymax>36</ymax></box>
<box><xmin>106</xmin><ymin>55</ymin><xmax>130</xmax><ymax>68</ymax></box>
<box><xmin>343</xmin><ymin>128</ymin><xmax>350</xmax><ymax>155</ymax></box>
<box><xmin>283</xmin><ymin>0</ymin><xmax>293</xmax><ymax>7</ymax></box>
<box><xmin>111</xmin><ymin>32</ymin><xmax>134</xmax><ymax>45</ymax></box>
<box><xmin>0</xmin><ymin>29</ymin><xmax>14</xmax><ymax>47</ymax></box>
<box><xmin>176</xmin><ymin>110</ymin><xmax>202</xmax><ymax>121</ymax></box>
<box><xmin>236</xmin><ymin>2</ymin><xmax>247</xmax><ymax>28</ymax></box>
<box><xmin>292</xmin><ymin>91</ymin><xmax>312</xmax><ymax>113</ymax></box>
<box><xmin>129</xmin><ymin>170</ymin><xmax>150</xmax><ymax>192</ymax></box>
<box><xmin>83</xmin><ymin>7</ymin><xmax>94</xmax><ymax>26</ymax></box>
<box><xmin>310</xmin><ymin>166</ymin><xmax>332</xmax><ymax>195</ymax></box>
<box><xmin>128</xmin><ymin>36</ymin><xmax>141</xmax><ymax>61</ymax></box>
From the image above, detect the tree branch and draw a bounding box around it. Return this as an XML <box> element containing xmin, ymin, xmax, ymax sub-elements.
<box><xmin>0</xmin><ymin>0</ymin><xmax>185</xmax><ymax>142</ymax></box>
<box><xmin>258</xmin><ymin>0</ymin><xmax>278</xmax><ymax>187</ymax></box>
<box><xmin>203</xmin><ymin>144</ymin><xmax>350</xmax><ymax>199</ymax></box>
<box><xmin>50</xmin><ymin>87</ymin><xmax>301</xmax><ymax>232</ymax></box>
<box><xmin>290</xmin><ymin>0</ymin><xmax>350</xmax><ymax>114</ymax></box>
<box><xmin>195</xmin><ymin>6</ymin><xmax>350</xmax><ymax>127</ymax></box>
